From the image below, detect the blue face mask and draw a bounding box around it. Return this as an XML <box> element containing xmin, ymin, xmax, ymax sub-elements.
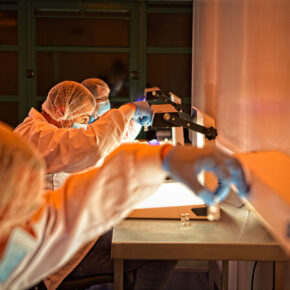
<box><xmin>88</xmin><ymin>115</ymin><xmax>96</xmax><ymax>124</ymax></box>
<box><xmin>72</xmin><ymin>122</ymin><xmax>88</xmax><ymax>130</ymax></box>
<box><xmin>97</xmin><ymin>100</ymin><xmax>111</xmax><ymax>116</ymax></box>
<box><xmin>0</xmin><ymin>228</ymin><xmax>35</xmax><ymax>283</ymax></box>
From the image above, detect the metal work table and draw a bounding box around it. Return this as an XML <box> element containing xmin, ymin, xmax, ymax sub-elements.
<box><xmin>112</xmin><ymin>203</ymin><xmax>287</xmax><ymax>290</ymax></box>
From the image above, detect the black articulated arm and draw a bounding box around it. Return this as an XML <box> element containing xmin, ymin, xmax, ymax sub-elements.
<box><xmin>144</xmin><ymin>88</ymin><xmax>218</xmax><ymax>141</ymax></box>
<box><xmin>152</xmin><ymin>110</ymin><xmax>218</xmax><ymax>140</ymax></box>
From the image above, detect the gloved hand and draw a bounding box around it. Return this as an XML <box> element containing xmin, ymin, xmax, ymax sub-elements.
<box><xmin>148</xmin><ymin>139</ymin><xmax>160</xmax><ymax>146</ymax></box>
<box><xmin>135</xmin><ymin>96</ymin><xmax>146</xmax><ymax>102</ymax></box>
<box><xmin>162</xmin><ymin>146</ymin><xmax>249</xmax><ymax>205</ymax></box>
<box><xmin>131</xmin><ymin>101</ymin><xmax>152</xmax><ymax>126</ymax></box>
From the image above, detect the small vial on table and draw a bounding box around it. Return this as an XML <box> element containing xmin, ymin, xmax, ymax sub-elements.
<box><xmin>207</xmin><ymin>204</ymin><xmax>221</xmax><ymax>221</ymax></box>
<box><xmin>185</xmin><ymin>213</ymin><xmax>191</xmax><ymax>225</ymax></box>
<box><xmin>181</xmin><ymin>213</ymin><xmax>186</xmax><ymax>226</ymax></box>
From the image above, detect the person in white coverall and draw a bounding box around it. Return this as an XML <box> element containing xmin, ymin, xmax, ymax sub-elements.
<box><xmin>81</xmin><ymin>77</ymin><xmax>142</xmax><ymax>143</ymax></box>
<box><xmin>81</xmin><ymin>77</ymin><xmax>112</xmax><ymax>118</ymax></box>
<box><xmin>14</xmin><ymin>80</ymin><xmax>142</xmax><ymax>190</ymax></box>
<box><xmin>0</xmin><ymin>122</ymin><xmax>247</xmax><ymax>290</ymax></box>
<box><xmin>14</xmin><ymin>81</ymin><xmax>176</xmax><ymax>290</ymax></box>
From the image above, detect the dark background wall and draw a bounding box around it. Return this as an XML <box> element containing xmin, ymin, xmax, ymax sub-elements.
<box><xmin>0</xmin><ymin>0</ymin><xmax>192</xmax><ymax>128</ymax></box>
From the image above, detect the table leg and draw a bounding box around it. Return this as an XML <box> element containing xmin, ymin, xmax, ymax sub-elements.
<box><xmin>208</xmin><ymin>261</ymin><xmax>215</xmax><ymax>290</ymax></box>
<box><xmin>222</xmin><ymin>260</ymin><xmax>229</xmax><ymax>290</ymax></box>
<box><xmin>274</xmin><ymin>261</ymin><xmax>285</xmax><ymax>290</ymax></box>
<box><xmin>114</xmin><ymin>259</ymin><xmax>124</xmax><ymax>290</ymax></box>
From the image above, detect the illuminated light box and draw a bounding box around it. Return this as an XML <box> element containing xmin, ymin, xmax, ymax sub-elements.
<box><xmin>128</xmin><ymin>105</ymin><xmax>215</xmax><ymax>220</ymax></box>
<box><xmin>128</xmin><ymin>181</ymin><xmax>207</xmax><ymax>219</ymax></box>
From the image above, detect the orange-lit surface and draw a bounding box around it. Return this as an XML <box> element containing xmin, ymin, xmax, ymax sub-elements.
<box><xmin>236</xmin><ymin>151</ymin><xmax>290</xmax><ymax>205</ymax></box>
<box><xmin>235</xmin><ymin>151</ymin><xmax>290</xmax><ymax>255</ymax></box>
<box><xmin>192</xmin><ymin>0</ymin><xmax>290</xmax><ymax>155</ymax></box>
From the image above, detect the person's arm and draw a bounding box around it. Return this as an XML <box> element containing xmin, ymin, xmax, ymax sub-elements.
<box><xmin>33</xmin><ymin>145</ymin><xmax>247</xmax><ymax>278</ymax></box>
<box><xmin>15</xmin><ymin>106</ymin><xmax>135</xmax><ymax>174</ymax></box>
<box><xmin>6</xmin><ymin>143</ymin><xmax>169</xmax><ymax>289</ymax></box>
<box><xmin>2</xmin><ymin>143</ymin><xmax>247</xmax><ymax>289</ymax></box>
<box><xmin>44</xmin><ymin>143</ymin><xmax>169</xmax><ymax>243</ymax></box>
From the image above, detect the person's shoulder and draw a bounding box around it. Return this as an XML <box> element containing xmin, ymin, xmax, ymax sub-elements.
<box><xmin>18</xmin><ymin>108</ymin><xmax>45</xmax><ymax>124</ymax></box>
<box><xmin>15</xmin><ymin>108</ymin><xmax>57</xmax><ymax>136</ymax></box>
<box><xmin>28</xmin><ymin>108</ymin><xmax>45</xmax><ymax>120</ymax></box>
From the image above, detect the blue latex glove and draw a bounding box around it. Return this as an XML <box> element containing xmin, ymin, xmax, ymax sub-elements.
<box><xmin>148</xmin><ymin>139</ymin><xmax>160</xmax><ymax>146</ymax></box>
<box><xmin>131</xmin><ymin>101</ymin><xmax>152</xmax><ymax>126</ymax></box>
<box><xmin>162</xmin><ymin>146</ymin><xmax>249</xmax><ymax>205</ymax></box>
<box><xmin>224</xmin><ymin>158</ymin><xmax>249</xmax><ymax>199</ymax></box>
<box><xmin>191</xmin><ymin>106</ymin><xmax>197</xmax><ymax>117</ymax></box>
<box><xmin>135</xmin><ymin>96</ymin><xmax>146</xmax><ymax>102</ymax></box>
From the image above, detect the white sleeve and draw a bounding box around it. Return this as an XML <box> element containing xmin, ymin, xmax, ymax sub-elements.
<box><xmin>121</xmin><ymin>119</ymin><xmax>142</xmax><ymax>143</ymax></box>
<box><xmin>16</xmin><ymin>107</ymin><xmax>135</xmax><ymax>174</ymax></box>
<box><xmin>3</xmin><ymin>143</ymin><xmax>168</xmax><ymax>289</ymax></box>
<box><xmin>45</xmin><ymin>143</ymin><xmax>168</xmax><ymax>245</ymax></box>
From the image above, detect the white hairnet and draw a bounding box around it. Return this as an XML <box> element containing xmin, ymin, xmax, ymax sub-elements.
<box><xmin>81</xmin><ymin>78</ymin><xmax>110</xmax><ymax>100</ymax></box>
<box><xmin>42</xmin><ymin>81</ymin><xmax>96</xmax><ymax>121</ymax></box>
<box><xmin>0</xmin><ymin>122</ymin><xmax>45</xmax><ymax>236</ymax></box>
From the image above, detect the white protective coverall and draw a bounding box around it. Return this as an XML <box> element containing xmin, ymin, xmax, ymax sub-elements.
<box><xmin>14</xmin><ymin>106</ymin><xmax>140</xmax><ymax>190</ymax></box>
<box><xmin>0</xmin><ymin>143</ymin><xmax>168</xmax><ymax>290</ymax></box>
<box><xmin>13</xmin><ymin>106</ymin><xmax>141</xmax><ymax>288</ymax></box>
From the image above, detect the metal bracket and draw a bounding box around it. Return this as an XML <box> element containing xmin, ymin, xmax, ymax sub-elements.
<box><xmin>145</xmin><ymin>89</ymin><xmax>182</xmax><ymax>111</ymax></box>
